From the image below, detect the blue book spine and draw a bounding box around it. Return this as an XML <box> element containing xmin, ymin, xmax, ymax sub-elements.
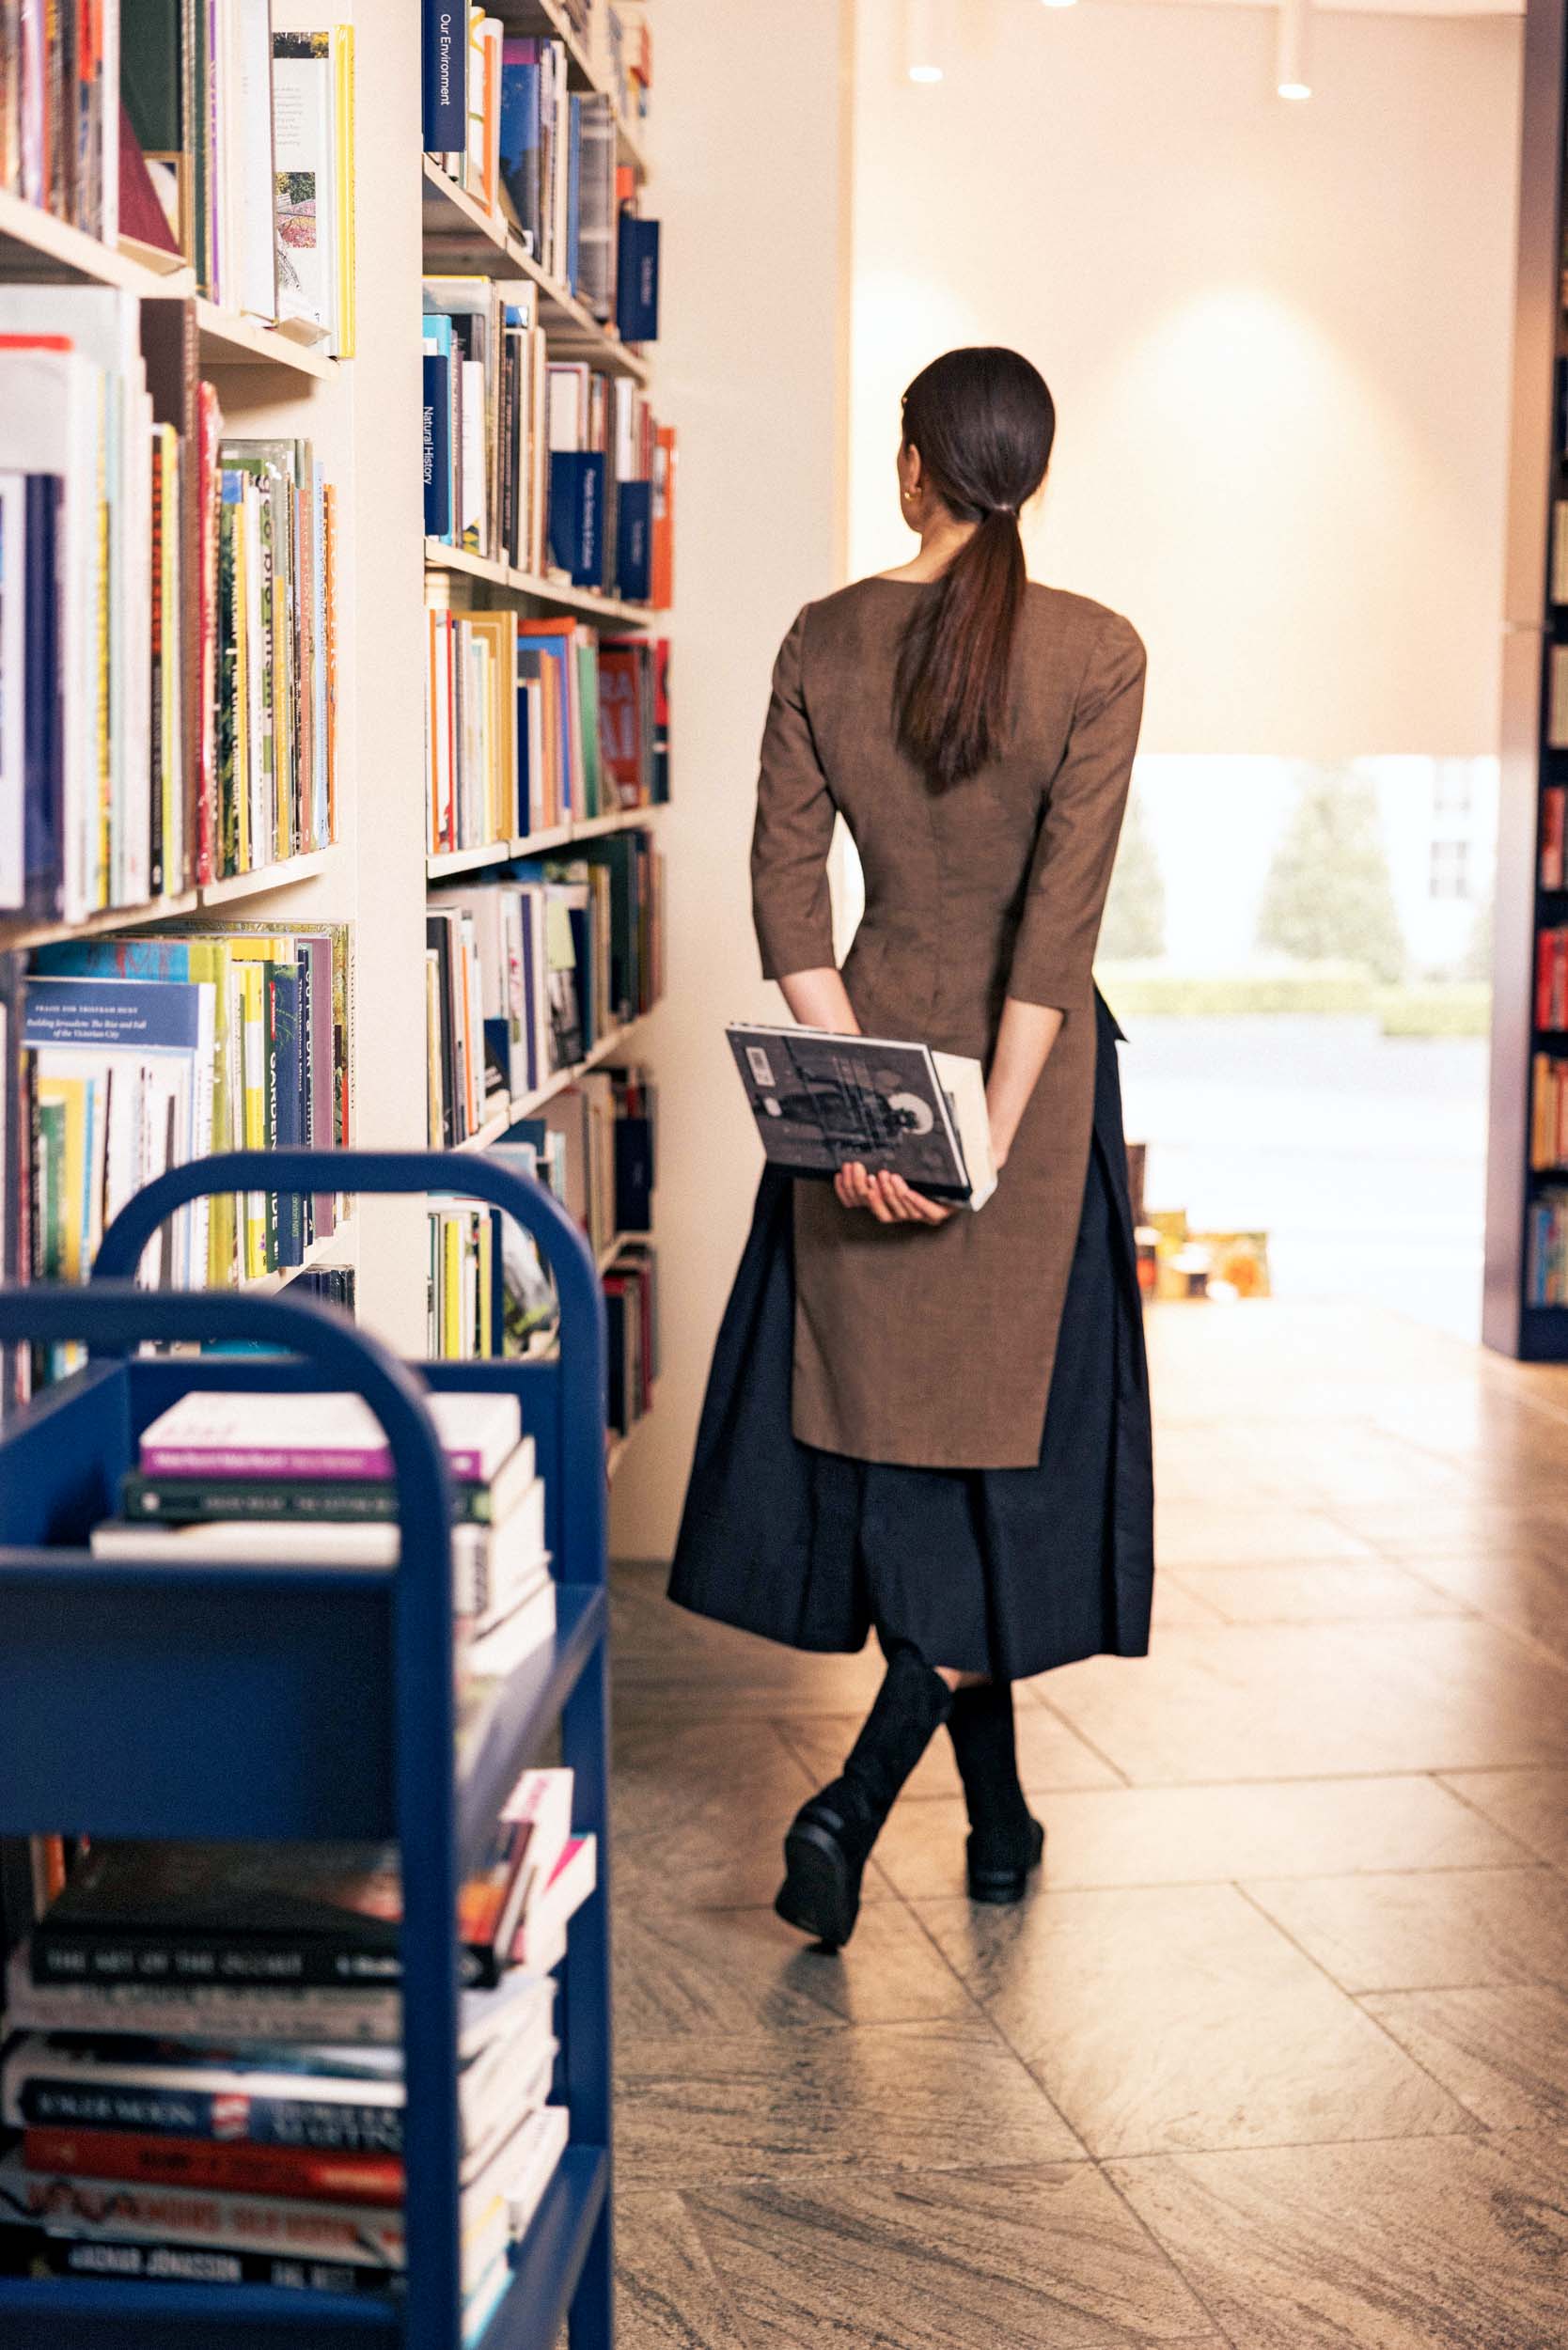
<box><xmin>270</xmin><ymin>965</ymin><xmax>305</xmax><ymax>1266</ymax></box>
<box><xmin>22</xmin><ymin>976</ymin><xmax>203</xmax><ymax>1051</ymax></box>
<box><xmin>423</xmin><ymin>352</ymin><xmax>453</xmax><ymax>541</ymax></box>
<box><xmin>33</xmin><ymin>940</ymin><xmax>193</xmax><ymax>980</ymax></box>
<box><xmin>422</xmin><ymin>0</ymin><xmax>467</xmax><ymax>151</ymax></box>
<box><xmin>498</xmin><ymin>57</ymin><xmax>541</xmax><ymax>248</ymax></box>
<box><xmin>615</xmin><ymin>479</ymin><xmax>651</xmax><ymax>603</ymax></box>
<box><xmin>616</xmin><ymin>216</ymin><xmax>660</xmax><ymax>343</ymax></box>
<box><xmin>548</xmin><ymin>453</ymin><xmax>605</xmax><ymax>587</ymax></box>
<box><xmin>567</xmin><ymin>93</ymin><xmax>582</xmax><ymax>293</ymax></box>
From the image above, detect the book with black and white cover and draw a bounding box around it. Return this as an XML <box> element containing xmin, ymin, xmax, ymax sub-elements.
<box><xmin>725</xmin><ymin>1022</ymin><xmax>997</xmax><ymax>1209</ymax></box>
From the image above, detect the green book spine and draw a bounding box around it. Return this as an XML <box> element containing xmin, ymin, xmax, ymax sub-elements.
<box><xmin>120</xmin><ymin>1474</ymin><xmax>496</xmax><ymax>1526</ymax></box>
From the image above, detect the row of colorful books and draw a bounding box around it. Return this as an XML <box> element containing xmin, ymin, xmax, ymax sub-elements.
<box><xmin>121</xmin><ymin>8</ymin><xmax>356</xmax><ymax>352</ymax></box>
<box><xmin>1528</xmin><ymin>1184</ymin><xmax>1568</xmax><ymax>1306</ymax></box>
<box><xmin>1534</xmin><ymin>925</ymin><xmax>1568</xmax><ymax>1032</ymax></box>
<box><xmin>426</xmin><ymin>604</ymin><xmax>668</xmax><ymax>855</ymax></box>
<box><xmin>1</xmin><ymin>927</ymin><xmax>351</xmax><ymax>1402</ymax></box>
<box><xmin>0</xmin><ymin>290</ymin><xmax>338</xmax><ymax>924</ymax></box>
<box><xmin>0</xmin><ymin>0</ymin><xmax>118</xmax><ymax>243</ymax></box>
<box><xmin>428</xmin><ymin>838</ymin><xmax>663</xmax><ymax>1136</ymax></box>
<box><xmin>1529</xmin><ymin>1053</ymin><xmax>1568</xmax><ymax>1173</ymax></box>
<box><xmin>421</xmin><ymin>267</ymin><xmax>671</xmax><ymax>604</ymax></box>
<box><xmin>426</xmin><ymin>7</ymin><xmax>658</xmax><ymax>343</ymax></box>
<box><xmin>428</xmin><ymin>1064</ymin><xmax>654</xmax><ymax>1361</ymax></box>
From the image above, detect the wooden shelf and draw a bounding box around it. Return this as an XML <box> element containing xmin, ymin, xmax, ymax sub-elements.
<box><xmin>455</xmin><ymin>1103</ymin><xmax>518</xmax><ymax>1155</ymax></box>
<box><xmin>424</xmin><ymin>540</ymin><xmax>657</xmax><ymax>627</ymax></box>
<box><xmin>195</xmin><ymin>297</ymin><xmax>338</xmax><ymax>380</ymax></box>
<box><xmin>236</xmin><ymin>1214</ymin><xmax>359</xmax><ymax>1295</ymax></box>
<box><xmin>199</xmin><ymin>848</ymin><xmax>339</xmax><ymax>905</ymax></box>
<box><xmin>0</xmin><ymin>890</ymin><xmax>201</xmax><ymax>955</ymax></box>
<box><xmin>0</xmin><ymin>196</ymin><xmax>337</xmax><ymax>384</ymax></box>
<box><xmin>421</xmin><ymin>160</ymin><xmax>651</xmax><ymax>382</ymax></box>
<box><xmin>0</xmin><ymin>188</ymin><xmax>195</xmax><ymax>293</ymax></box>
<box><xmin>426</xmin><ymin>809</ymin><xmax>657</xmax><ymax>881</ymax></box>
<box><xmin>0</xmin><ymin>852</ymin><xmax>340</xmax><ymax>954</ymax></box>
<box><xmin>445</xmin><ymin>1016</ymin><xmax>647</xmax><ymax>1154</ymax></box>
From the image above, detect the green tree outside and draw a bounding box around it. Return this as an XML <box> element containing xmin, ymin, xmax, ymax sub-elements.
<box><xmin>1255</xmin><ymin>767</ymin><xmax>1406</xmax><ymax>985</ymax></box>
<box><xmin>1099</xmin><ymin>786</ymin><xmax>1166</xmax><ymax>961</ymax></box>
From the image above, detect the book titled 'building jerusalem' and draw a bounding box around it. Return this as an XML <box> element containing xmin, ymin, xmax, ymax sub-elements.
<box><xmin>136</xmin><ymin>1389</ymin><xmax>522</xmax><ymax>1483</ymax></box>
<box><xmin>726</xmin><ymin>1023</ymin><xmax>998</xmax><ymax>1209</ymax></box>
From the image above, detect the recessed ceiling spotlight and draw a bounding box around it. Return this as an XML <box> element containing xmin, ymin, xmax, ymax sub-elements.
<box><xmin>1277</xmin><ymin>0</ymin><xmax>1312</xmax><ymax>100</ymax></box>
<box><xmin>904</xmin><ymin>0</ymin><xmax>946</xmax><ymax>83</ymax></box>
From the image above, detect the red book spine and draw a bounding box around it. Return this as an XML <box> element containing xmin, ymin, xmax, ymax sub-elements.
<box><xmin>24</xmin><ymin>2128</ymin><xmax>405</xmax><ymax>2210</ymax></box>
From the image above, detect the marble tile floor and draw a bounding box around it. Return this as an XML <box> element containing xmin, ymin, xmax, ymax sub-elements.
<box><xmin>606</xmin><ymin>1299</ymin><xmax>1568</xmax><ymax>2349</ymax></box>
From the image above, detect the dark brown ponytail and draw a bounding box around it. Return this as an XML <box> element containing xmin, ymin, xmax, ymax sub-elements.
<box><xmin>893</xmin><ymin>347</ymin><xmax>1056</xmax><ymax>790</ymax></box>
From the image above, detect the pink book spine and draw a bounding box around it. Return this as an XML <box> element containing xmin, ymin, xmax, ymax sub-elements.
<box><xmin>139</xmin><ymin>1444</ymin><xmax>486</xmax><ymax>1480</ymax></box>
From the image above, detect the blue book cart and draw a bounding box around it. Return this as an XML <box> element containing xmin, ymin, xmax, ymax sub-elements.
<box><xmin>0</xmin><ymin>1150</ymin><xmax>613</xmax><ymax>2350</ymax></box>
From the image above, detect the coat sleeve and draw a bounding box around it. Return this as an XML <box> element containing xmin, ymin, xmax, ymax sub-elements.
<box><xmin>1007</xmin><ymin>611</ymin><xmax>1147</xmax><ymax>1011</ymax></box>
<box><xmin>750</xmin><ymin>607</ymin><xmax>839</xmax><ymax>981</ymax></box>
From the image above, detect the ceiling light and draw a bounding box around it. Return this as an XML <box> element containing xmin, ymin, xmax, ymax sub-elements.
<box><xmin>1040</xmin><ymin>0</ymin><xmax>1078</xmax><ymax>10</ymax></box>
<box><xmin>904</xmin><ymin>0</ymin><xmax>945</xmax><ymax>84</ymax></box>
<box><xmin>1277</xmin><ymin>0</ymin><xmax>1311</xmax><ymax>101</ymax></box>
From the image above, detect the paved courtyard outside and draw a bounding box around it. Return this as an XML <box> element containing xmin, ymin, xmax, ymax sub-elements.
<box><xmin>1116</xmin><ymin>1013</ymin><xmax>1489</xmax><ymax>1342</ymax></box>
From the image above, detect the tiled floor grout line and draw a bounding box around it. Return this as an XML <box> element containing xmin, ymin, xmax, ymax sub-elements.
<box><xmin>1090</xmin><ymin>2155</ymin><xmax>1247</xmax><ymax>2350</ymax></box>
<box><xmin>1227</xmin><ymin>1879</ymin><xmax>1490</xmax><ymax>2129</ymax></box>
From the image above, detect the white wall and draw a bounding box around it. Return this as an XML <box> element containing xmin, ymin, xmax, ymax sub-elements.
<box><xmin>852</xmin><ymin>0</ymin><xmax>1522</xmax><ymax>760</ymax></box>
<box><xmin>609</xmin><ymin>0</ymin><xmax>852</xmax><ymax>1559</ymax></box>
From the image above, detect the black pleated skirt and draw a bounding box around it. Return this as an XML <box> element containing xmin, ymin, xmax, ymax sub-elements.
<box><xmin>667</xmin><ymin>994</ymin><xmax>1155</xmax><ymax>1682</ymax></box>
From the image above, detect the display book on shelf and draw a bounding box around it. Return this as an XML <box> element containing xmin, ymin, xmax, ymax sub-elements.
<box><xmin>0</xmin><ymin>1151</ymin><xmax>617</xmax><ymax>2347</ymax></box>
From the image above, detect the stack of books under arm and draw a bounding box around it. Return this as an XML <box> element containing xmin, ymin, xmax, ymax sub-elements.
<box><xmin>426</xmin><ymin>603</ymin><xmax>669</xmax><ymax>858</ymax></box>
<box><xmin>426</xmin><ymin>838</ymin><xmax>663</xmax><ymax>1144</ymax></box>
<box><xmin>0</xmin><ymin>286</ymin><xmax>339</xmax><ymax>926</ymax></box>
<box><xmin>0</xmin><ymin>1784</ymin><xmax>596</xmax><ymax>2333</ymax></box>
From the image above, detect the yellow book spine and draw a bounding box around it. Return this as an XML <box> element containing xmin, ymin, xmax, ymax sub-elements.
<box><xmin>478</xmin><ymin>1213</ymin><xmax>494</xmax><ymax>1357</ymax></box>
<box><xmin>442</xmin><ymin>1214</ymin><xmax>462</xmax><ymax>1361</ymax></box>
<box><xmin>233</xmin><ymin>493</ymin><xmax>251</xmax><ymax>877</ymax></box>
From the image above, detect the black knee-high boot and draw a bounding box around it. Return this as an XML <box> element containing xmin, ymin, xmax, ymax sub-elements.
<box><xmin>947</xmin><ymin>1681</ymin><xmax>1045</xmax><ymax>1904</ymax></box>
<box><xmin>775</xmin><ymin>1644</ymin><xmax>952</xmax><ymax>1950</ymax></box>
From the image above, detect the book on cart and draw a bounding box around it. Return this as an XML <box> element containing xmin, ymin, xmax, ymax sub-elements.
<box><xmin>726</xmin><ymin>1020</ymin><xmax>999</xmax><ymax>1210</ymax></box>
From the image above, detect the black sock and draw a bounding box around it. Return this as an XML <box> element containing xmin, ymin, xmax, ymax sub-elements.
<box><xmin>818</xmin><ymin>1642</ymin><xmax>953</xmax><ymax>1852</ymax></box>
<box><xmin>947</xmin><ymin>1680</ymin><xmax>1035</xmax><ymax>1846</ymax></box>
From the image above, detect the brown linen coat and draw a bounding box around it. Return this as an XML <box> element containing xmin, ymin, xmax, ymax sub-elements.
<box><xmin>750</xmin><ymin>575</ymin><xmax>1146</xmax><ymax>1470</ymax></box>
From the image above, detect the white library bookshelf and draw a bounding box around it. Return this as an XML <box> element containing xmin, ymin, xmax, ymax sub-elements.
<box><xmin>0</xmin><ymin>1</ymin><xmax>666</xmax><ymax>1439</ymax></box>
